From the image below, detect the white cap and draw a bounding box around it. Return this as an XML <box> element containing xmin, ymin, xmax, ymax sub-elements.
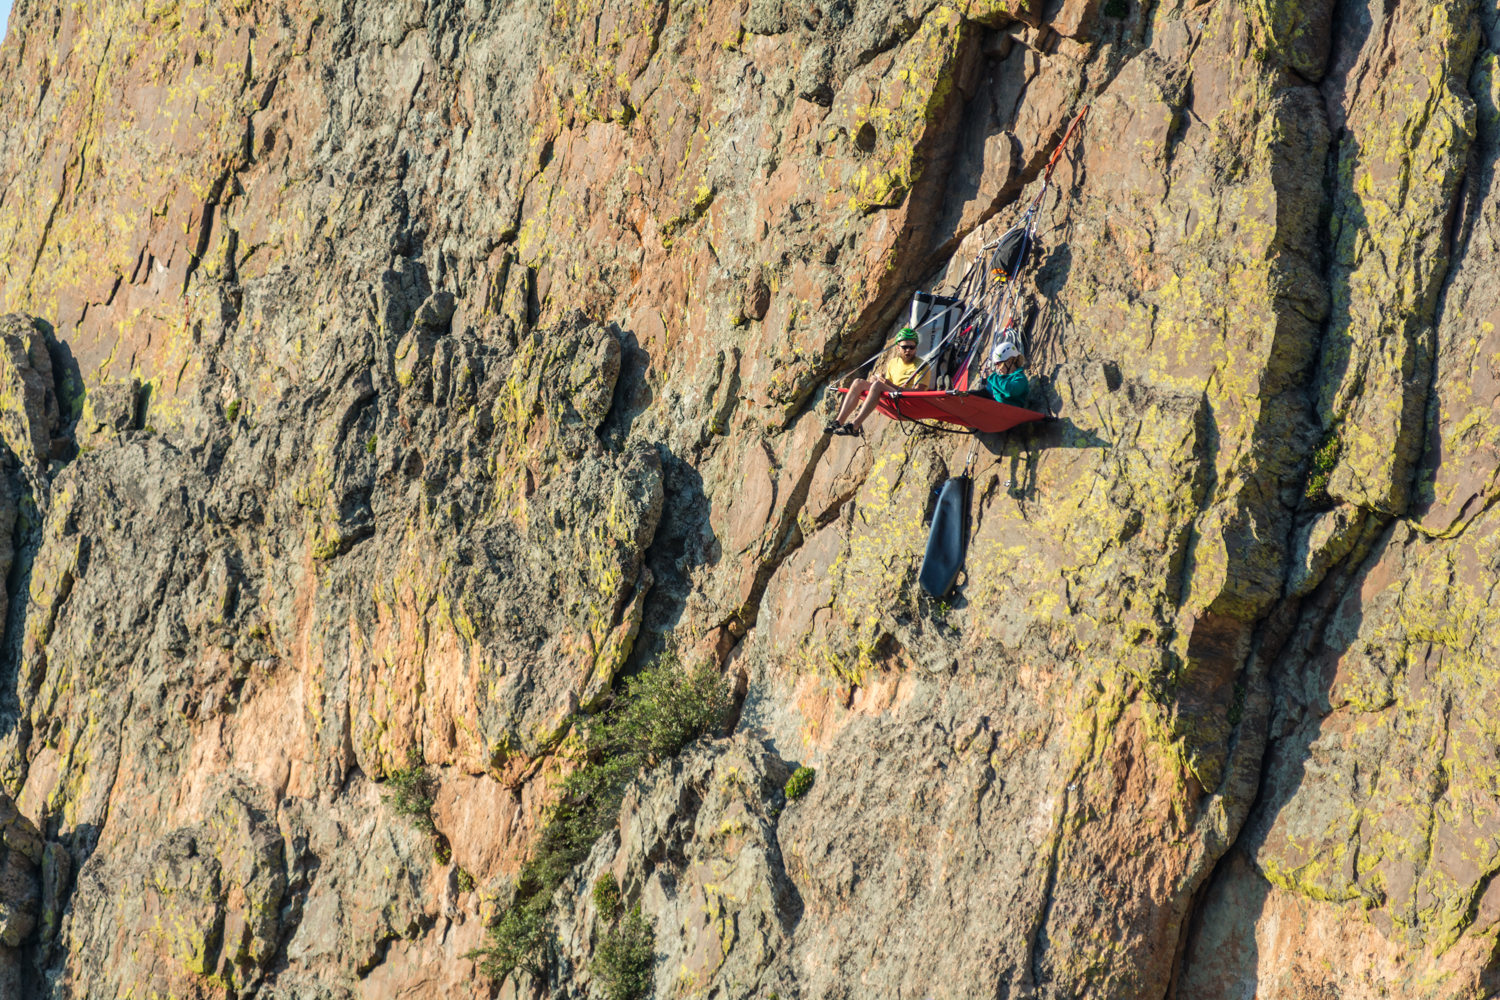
<box><xmin>992</xmin><ymin>341</ymin><xmax>1021</xmax><ymax>364</ymax></box>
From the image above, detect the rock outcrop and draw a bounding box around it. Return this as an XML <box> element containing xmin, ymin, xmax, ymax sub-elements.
<box><xmin>0</xmin><ymin>0</ymin><xmax>1497</xmax><ymax>996</ymax></box>
<box><xmin>0</xmin><ymin>786</ymin><xmax>42</xmax><ymax>995</ymax></box>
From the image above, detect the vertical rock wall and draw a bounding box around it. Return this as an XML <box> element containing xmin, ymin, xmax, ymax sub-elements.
<box><xmin>0</xmin><ymin>0</ymin><xmax>1494</xmax><ymax>997</ymax></box>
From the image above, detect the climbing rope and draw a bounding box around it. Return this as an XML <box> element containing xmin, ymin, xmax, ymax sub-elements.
<box><xmin>982</xmin><ymin>105</ymin><xmax>1089</xmax><ymax>365</ymax></box>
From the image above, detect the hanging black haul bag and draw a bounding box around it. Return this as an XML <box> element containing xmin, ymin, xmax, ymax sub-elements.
<box><xmin>919</xmin><ymin>476</ymin><xmax>972</xmax><ymax>598</ymax></box>
<box><xmin>990</xmin><ymin>226</ymin><xmax>1030</xmax><ymax>283</ymax></box>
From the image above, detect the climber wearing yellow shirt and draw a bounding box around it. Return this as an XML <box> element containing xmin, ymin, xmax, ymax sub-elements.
<box><xmin>827</xmin><ymin>327</ymin><xmax>933</xmax><ymax>437</ymax></box>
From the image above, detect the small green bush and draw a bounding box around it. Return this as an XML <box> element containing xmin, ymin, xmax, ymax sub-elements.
<box><xmin>1304</xmin><ymin>428</ymin><xmax>1342</xmax><ymax>508</ymax></box>
<box><xmin>457</xmin><ymin>867</ymin><xmax>476</xmax><ymax>893</ymax></box>
<box><xmin>593</xmin><ymin>871</ymin><xmax>621</xmax><ymax>916</ymax></box>
<box><xmin>1103</xmin><ymin>0</ymin><xmax>1128</xmax><ymax>16</ymax></box>
<box><xmin>484</xmin><ymin>896</ymin><xmax>552</xmax><ymax>977</ymax></box>
<box><xmin>785</xmin><ymin>767</ymin><xmax>815</xmax><ymax>800</ymax></box>
<box><xmin>366</xmin><ymin>434</ymin><xmax>377</xmax><ymax>454</ymax></box>
<box><xmin>473</xmin><ymin>652</ymin><xmax>729</xmax><ymax>982</ymax></box>
<box><xmin>1227</xmin><ymin>681</ymin><xmax>1247</xmax><ymax>727</ymax></box>
<box><xmin>591</xmin><ymin>905</ymin><xmax>655</xmax><ymax>1000</ymax></box>
<box><xmin>226</xmin><ymin>399</ymin><xmax>241</xmax><ymax>422</ymax></box>
<box><xmin>434</xmin><ymin>839</ymin><xmax>452</xmax><ymax>865</ymax></box>
<box><xmin>383</xmin><ymin>748</ymin><xmax>437</xmax><ymax>834</ymax></box>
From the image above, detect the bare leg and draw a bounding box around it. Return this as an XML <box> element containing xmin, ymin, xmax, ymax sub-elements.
<box><xmin>848</xmin><ymin>377</ymin><xmax>894</xmax><ymax>430</ymax></box>
<box><xmin>834</xmin><ymin>378</ymin><xmax>872</xmax><ymax>424</ymax></box>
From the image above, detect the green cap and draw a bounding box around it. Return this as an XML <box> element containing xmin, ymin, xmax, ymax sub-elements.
<box><xmin>895</xmin><ymin>327</ymin><xmax>919</xmax><ymax>344</ymax></box>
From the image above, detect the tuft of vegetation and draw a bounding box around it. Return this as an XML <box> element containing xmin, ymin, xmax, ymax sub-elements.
<box><xmin>366</xmin><ymin>434</ymin><xmax>377</xmax><ymax>454</ymax></box>
<box><xmin>1227</xmin><ymin>681</ymin><xmax>1248</xmax><ymax>727</ymax></box>
<box><xmin>457</xmin><ymin>867</ymin><xmax>476</xmax><ymax>893</ymax></box>
<box><xmin>473</xmin><ymin>652</ymin><xmax>729</xmax><ymax>982</ymax></box>
<box><xmin>591</xmin><ymin>904</ymin><xmax>655</xmax><ymax>1000</ymax></box>
<box><xmin>784</xmin><ymin>766</ymin><xmax>815</xmax><ymax>801</ymax></box>
<box><xmin>593</xmin><ymin>871</ymin><xmax>621</xmax><ymax>916</ymax></box>
<box><xmin>434</xmin><ymin>839</ymin><xmax>452</xmax><ymax>865</ymax></box>
<box><xmin>1103</xmin><ymin>0</ymin><xmax>1128</xmax><ymax>16</ymax></box>
<box><xmin>1304</xmin><ymin>428</ymin><xmax>1342</xmax><ymax>509</ymax></box>
<box><xmin>931</xmin><ymin>600</ymin><xmax>951</xmax><ymax>621</ymax></box>
<box><xmin>383</xmin><ymin>748</ymin><xmax>437</xmax><ymax>834</ymax></box>
<box><xmin>226</xmin><ymin>399</ymin><xmax>241</xmax><ymax>422</ymax></box>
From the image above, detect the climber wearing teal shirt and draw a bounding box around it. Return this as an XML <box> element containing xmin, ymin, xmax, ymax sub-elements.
<box><xmin>978</xmin><ymin>341</ymin><xmax>1029</xmax><ymax>408</ymax></box>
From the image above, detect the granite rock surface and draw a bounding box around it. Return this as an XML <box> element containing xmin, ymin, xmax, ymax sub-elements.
<box><xmin>0</xmin><ymin>0</ymin><xmax>1496</xmax><ymax>997</ymax></box>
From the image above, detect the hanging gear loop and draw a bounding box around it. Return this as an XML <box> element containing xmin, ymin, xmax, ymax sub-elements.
<box><xmin>981</xmin><ymin>104</ymin><xmax>1089</xmax><ymax>365</ymax></box>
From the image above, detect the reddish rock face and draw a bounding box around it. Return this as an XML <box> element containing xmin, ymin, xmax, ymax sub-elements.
<box><xmin>0</xmin><ymin>0</ymin><xmax>1498</xmax><ymax>995</ymax></box>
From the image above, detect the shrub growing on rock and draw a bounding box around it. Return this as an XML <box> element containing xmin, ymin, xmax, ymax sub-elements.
<box><xmin>591</xmin><ymin>904</ymin><xmax>655</xmax><ymax>1000</ymax></box>
<box><xmin>593</xmin><ymin>871</ymin><xmax>621</xmax><ymax>916</ymax></box>
<box><xmin>1304</xmin><ymin>428</ymin><xmax>1342</xmax><ymax>509</ymax></box>
<box><xmin>474</xmin><ymin>652</ymin><xmax>729</xmax><ymax>982</ymax></box>
<box><xmin>784</xmin><ymin>766</ymin><xmax>815</xmax><ymax>800</ymax></box>
<box><xmin>382</xmin><ymin>748</ymin><xmax>437</xmax><ymax>834</ymax></box>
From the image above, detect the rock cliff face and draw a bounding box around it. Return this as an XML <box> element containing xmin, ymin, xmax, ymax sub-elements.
<box><xmin>0</xmin><ymin>0</ymin><xmax>1497</xmax><ymax>995</ymax></box>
